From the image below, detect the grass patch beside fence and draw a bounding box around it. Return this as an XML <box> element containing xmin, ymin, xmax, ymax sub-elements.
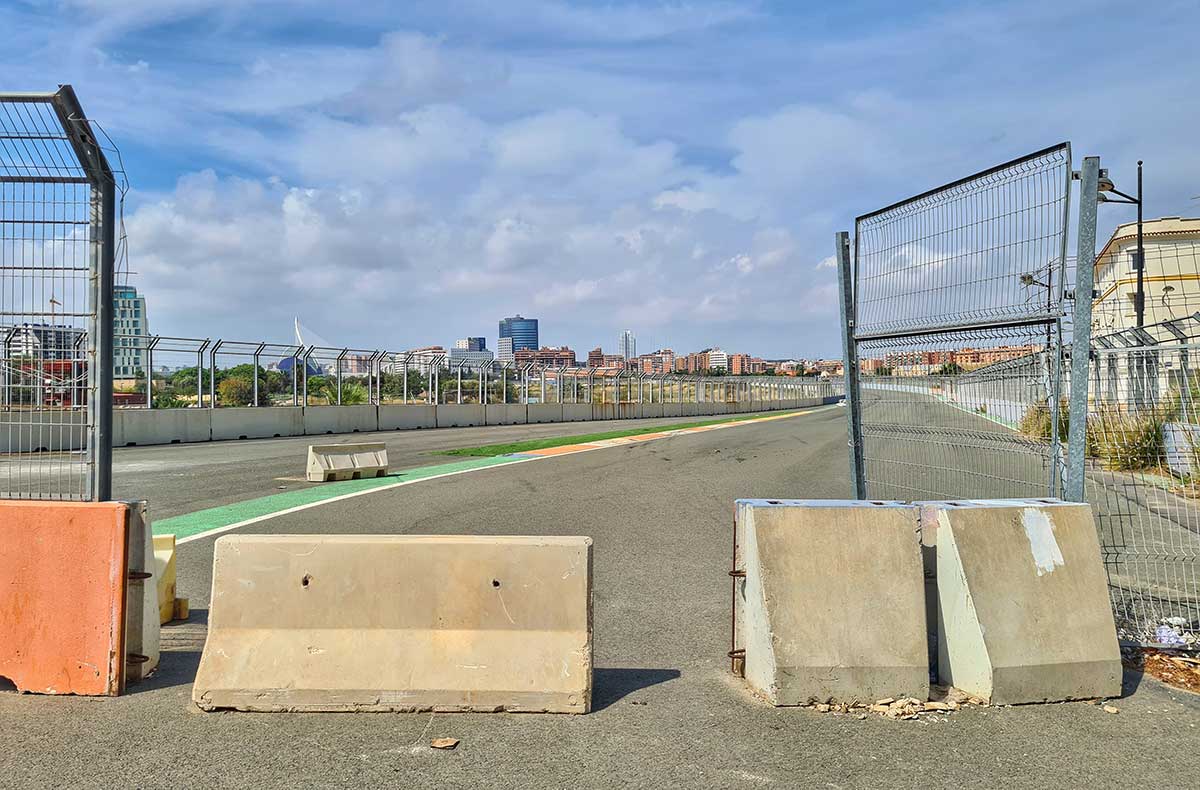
<box><xmin>437</xmin><ymin>411</ymin><xmax>805</xmax><ymax>458</ymax></box>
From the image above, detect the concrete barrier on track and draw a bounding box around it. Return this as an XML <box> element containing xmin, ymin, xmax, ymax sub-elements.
<box><xmin>378</xmin><ymin>404</ymin><xmax>437</xmax><ymax>430</ymax></box>
<box><xmin>306</xmin><ymin>442</ymin><xmax>389</xmax><ymax>482</ymax></box>
<box><xmin>928</xmin><ymin>499</ymin><xmax>1121</xmax><ymax>704</ymax></box>
<box><xmin>485</xmin><ymin>404</ymin><xmax>528</xmax><ymax>425</ymax></box>
<box><xmin>562</xmin><ymin>404</ymin><xmax>592</xmax><ymax>422</ymax></box>
<box><xmin>0</xmin><ymin>501</ymin><xmax>130</xmax><ymax>695</ymax></box>
<box><xmin>192</xmin><ymin>534</ymin><xmax>593</xmax><ymax>713</ymax></box>
<box><xmin>304</xmin><ymin>405</ymin><xmax>378</xmax><ymax>435</ymax></box>
<box><xmin>733</xmin><ymin>499</ymin><xmax>928</xmax><ymax>705</ymax></box>
<box><xmin>527</xmin><ymin>403</ymin><xmax>563</xmax><ymax>423</ymax></box>
<box><xmin>114</xmin><ymin>408</ymin><xmax>211</xmax><ymax>446</ymax></box>
<box><xmin>211</xmin><ymin>406</ymin><xmax>302</xmax><ymax>440</ymax></box>
<box><xmin>437</xmin><ymin>403</ymin><xmax>485</xmax><ymax>428</ymax></box>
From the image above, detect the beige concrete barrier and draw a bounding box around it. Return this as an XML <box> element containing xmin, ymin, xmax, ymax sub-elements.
<box><xmin>734</xmin><ymin>499</ymin><xmax>928</xmax><ymax>705</ymax></box>
<box><xmin>306</xmin><ymin>442</ymin><xmax>388</xmax><ymax>482</ymax></box>
<box><xmin>929</xmin><ymin>499</ymin><xmax>1121</xmax><ymax>704</ymax></box>
<box><xmin>193</xmin><ymin>534</ymin><xmax>593</xmax><ymax>713</ymax></box>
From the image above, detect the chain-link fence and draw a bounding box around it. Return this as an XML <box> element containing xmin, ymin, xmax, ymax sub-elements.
<box><xmin>1</xmin><ymin>86</ymin><xmax>114</xmax><ymax>501</ymax></box>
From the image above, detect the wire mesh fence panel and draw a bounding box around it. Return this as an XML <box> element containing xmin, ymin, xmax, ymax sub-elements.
<box><xmin>1082</xmin><ymin>317</ymin><xmax>1200</xmax><ymax>648</ymax></box>
<box><xmin>1</xmin><ymin>88</ymin><xmax>113</xmax><ymax>501</ymax></box>
<box><xmin>845</xmin><ymin>143</ymin><xmax>1073</xmax><ymax>500</ymax></box>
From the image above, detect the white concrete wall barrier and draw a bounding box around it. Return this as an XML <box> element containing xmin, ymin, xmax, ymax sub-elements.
<box><xmin>641</xmin><ymin>403</ymin><xmax>665</xmax><ymax>419</ymax></box>
<box><xmin>617</xmin><ymin>403</ymin><xmax>640</xmax><ymax>420</ymax></box>
<box><xmin>593</xmin><ymin>404</ymin><xmax>617</xmax><ymax>421</ymax></box>
<box><xmin>485</xmin><ymin>404</ymin><xmax>528</xmax><ymax>426</ymax></box>
<box><xmin>378</xmin><ymin>404</ymin><xmax>437</xmax><ymax>430</ymax></box>
<box><xmin>304</xmin><ymin>405</ymin><xmax>378</xmax><ymax>435</ymax></box>
<box><xmin>734</xmin><ymin>500</ymin><xmax>928</xmax><ymax>705</ymax></box>
<box><xmin>562</xmin><ymin>404</ymin><xmax>592</xmax><ymax>422</ymax></box>
<box><xmin>681</xmin><ymin>402</ymin><xmax>699</xmax><ymax>417</ymax></box>
<box><xmin>527</xmin><ymin>403</ymin><xmax>563</xmax><ymax>424</ymax></box>
<box><xmin>927</xmin><ymin>499</ymin><xmax>1121</xmax><ymax>704</ymax></box>
<box><xmin>306</xmin><ymin>442</ymin><xmax>389</xmax><ymax>482</ymax></box>
<box><xmin>437</xmin><ymin>403</ymin><xmax>485</xmax><ymax>428</ymax></box>
<box><xmin>663</xmin><ymin>403</ymin><xmax>683</xmax><ymax>417</ymax></box>
<box><xmin>211</xmin><ymin>407</ymin><xmax>303</xmax><ymax>441</ymax></box>
<box><xmin>115</xmin><ymin>408</ymin><xmax>211</xmax><ymax>446</ymax></box>
<box><xmin>193</xmin><ymin>534</ymin><xmax>593</xmax><ymax>713</ymax></box>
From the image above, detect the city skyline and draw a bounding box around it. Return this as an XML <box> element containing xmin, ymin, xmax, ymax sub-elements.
<box><xmin>6</xmin><ymin>3</ymin><xmax>1194</xmax><ymax>359</ymax></box>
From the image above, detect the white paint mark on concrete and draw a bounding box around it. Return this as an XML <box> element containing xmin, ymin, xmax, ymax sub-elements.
<box><xmin>1021</xmin><ymin>507</ymin><xmax>1065</xmax><ymax>576</ymax></box>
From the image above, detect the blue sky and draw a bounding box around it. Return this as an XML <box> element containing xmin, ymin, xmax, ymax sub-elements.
<box><xmin>3</xmin><ymin>0</ymin><xmax>1198</xmax><ymax>357</ymax></box>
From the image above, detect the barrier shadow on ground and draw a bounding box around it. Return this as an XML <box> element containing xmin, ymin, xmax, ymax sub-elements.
<box><xmin>130</xmin><ymin>608</ymin><xmax>209</xmax><ymax>695</ymax></box>
<box><xmin>592</xmin><ymin>667</ymin><xmax>681</xmax><ymax>711</ymax></box>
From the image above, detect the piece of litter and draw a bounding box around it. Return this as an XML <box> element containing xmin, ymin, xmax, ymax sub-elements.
<box><xmin>1102</xmin><ymin>705</ymin><xmax>1119</xmax><ymax>715</ymax></box>
<box><xmin>431</xmin><ymin>738</ymin><xmax>460</xmax><ymax>750</ymax></box>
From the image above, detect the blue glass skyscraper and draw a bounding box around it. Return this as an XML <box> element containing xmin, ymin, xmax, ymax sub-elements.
<box><xmin>499</xmin><ymin>315</ymin><xmax>539</xmax><ymax>352</ymax></box>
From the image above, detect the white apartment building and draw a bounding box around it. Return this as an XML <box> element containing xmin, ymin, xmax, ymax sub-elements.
<box><xmin>113</xmin><ymin>285</ymin><xmax>149</xmax><ymax>378</ymax></box>
<box><xmin>1093</xmin><ymin>217</ymin><xmax>1200</xmax><ymax>332</ymax></box>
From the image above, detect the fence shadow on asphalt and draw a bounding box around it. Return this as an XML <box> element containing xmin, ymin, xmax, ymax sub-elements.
<box><xmin>591</xmin><ymin>668</ymin><xmax>682</xmax><ymax>711</ymax></box>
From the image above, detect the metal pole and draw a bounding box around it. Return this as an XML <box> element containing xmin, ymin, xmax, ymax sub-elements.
<box><xmin>1135</xmin><ymin>160</ymin><xmax>1145</xmax><ymax>327</ymax></box>
<box><xmin>337</xmin><ymin>348</ymin><xmax>347</xmax><ymax>405</ymax></box>
<box><xmin>1065</xmin><ymin>156</ymin><xmax>1100</xmax><ymax>502</ymax></box>
<box><xmin>196</xmin><ymin>340</ymin><xmax>209</xmax><ymax>411</ymax></box>
<box><xmin>208</xmin><ymin>340</ymin><xmax>223</xmax><ymax>409</ymax></box>
<box><xmin>145</xmin><ymin>336</ymin><xmax>159</xmax><ymax>409</ymax></box>
<box><xmin>836</xmin><ymin>231</ymin><xmax>866</xmax><ymax>499</ymax></box>
<box><xmin>253</xmin><ymin>343</ymin><xmax>265</xmax><ymax>407</ymax></box>
<box><xmin>457</xmin><ymin>363</ymin><xmax>463</xmax><ymax>405</ymax></box>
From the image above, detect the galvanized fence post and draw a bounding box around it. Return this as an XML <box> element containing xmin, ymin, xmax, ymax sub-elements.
<box><xmin>835</xmin><ymin>230</ymin><xmax>866</xmax><ymax>498</ymax></box>
<box><xmin>1065</xmin><ymin>156</ymin><xmax>1100</xmax><ymax>502</ymax></box>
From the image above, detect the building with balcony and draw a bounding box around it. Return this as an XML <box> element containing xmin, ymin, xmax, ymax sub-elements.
<box><xmin>113</xmin><ymin>286</ymin><xmax>149</xmax><ymax>379</ymax></box>
<box><xmin>1093</xmin><ymin>217</ymin><xmax>1200</xmax><ymax>332</ymax></box>
<box><xmin>514</xmin><ymin>346</ymin><xmax>578</xmax><ymax>368</ymax></box>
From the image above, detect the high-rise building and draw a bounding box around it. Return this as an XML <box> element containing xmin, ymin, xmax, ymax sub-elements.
<box><xmin>707</xmin><ymin>348</ymin><xmax>728</xmax><ymax>371</ymax></box>
<box><xmin>113</xmin><ymin>286</ymin><xmax>149</xmax><ymax>378</ymax></box>
<box><xmin>587</xmin><ymin>347</ymin><xmax>604</xmax><ymax>368</ymax></box>
<box><xmin>618</xmin><ymin>330</ymin><xmax>636</xmax><ymax>360</ymax></box>
<box><xmin>497</xmin><ymin>337</ymin><xmax>514</xmax><ymax>363</ymax></box>
<box><xmin>448</xmin><ymin>346</ymin><xmax>495</xmax><ymax>371</ymax></box>
<box><xmin>498</xmin><ymin>315</ymin><xmax>539</xmax><ymax>353</ymax></box>
<box><xmin>455</xmin><ymin>337</ymin><xmax>487</xmax><ymax>352</ymax></box>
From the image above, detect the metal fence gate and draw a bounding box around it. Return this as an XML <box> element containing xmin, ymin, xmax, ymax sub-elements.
<box><xmin>1</xmin><ymin>86</ymin><xmax>114</xmax><ymax>501</ymax></box>
<box><xmin>837</xmin><ymin>143</ymin><xmax>1078</xmax><ymax>502</ymax></box>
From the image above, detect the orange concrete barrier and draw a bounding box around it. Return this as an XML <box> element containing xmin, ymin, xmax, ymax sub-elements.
<box><xmin>0</xmin><ymin>500</ymin><xmax>130</xmax><ymax>696</ymax></box>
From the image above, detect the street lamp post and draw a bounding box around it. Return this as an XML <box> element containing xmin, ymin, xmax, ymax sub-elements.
<box><xmin>1098</xmin><ymin>160</ymin><xmax>1145</xmax><ymax>326</ymax></box>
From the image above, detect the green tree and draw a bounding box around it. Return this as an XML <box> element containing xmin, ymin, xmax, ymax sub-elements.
<box><xmin>936</xmin><ymin>362</ymin><xmax>964</xmax><ymax>376</ymax></box>
<box><xmin>218</xmin><ymin>376</ymin><xmax>254</xmax><ymax>406</ymax></box>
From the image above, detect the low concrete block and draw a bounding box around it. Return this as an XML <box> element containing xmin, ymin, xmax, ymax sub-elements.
<box><xmin>378</xmin><ymin>404</ymin><xmax>437</xmax><ymax>430</ymax></box>
<box><xmin>734</xmin><ymin>500</ymin><xmax>928</xmax><ymax>705</ymax></box>
<box><xmin>593</xmin><ymin>404</ymin><xmax>616</xmax><ymax>421</ymax></box>
<box><xmin>681</xmin><ymin>402</ymin><xmax>699</xmax><ymax>417</ymax></box>
<box><xmin>617</xmin><ymin>403</ymin><xmax>641</xmax><ymax>420</ymax></box>
<box><xmin>212</xmin><ymin>406</ymin><xmax>303</xmax><ymax>440</ymax></box>
<box><xmin>663</xmin><ymin>403</ymin><xmax>683</xmax><ymax>417</ymax></box>
<box><xmin>115</xmin><ymin>408</ymin><xmax>211</xmax><ymax>446</ymax></box>
<box><xmin>437</xmin><ymin>403</ymin><xmax>485</xmax><ymax>427</ymax></box>
<box><xmin>306</xmin><ymin>442</ymin><xmax>389</xmax><ymax>482</ymax></box>
<box><xmin>527</xmin><ymin>403</ymin><xmax>563</xmax><ymax>424</ymax></box>
<box><xmin>304</xmin><ymin>405</ymin><xmax>378</xmax><ymax>435</ymax></box>
<box><xmin>486</xmin><ymin>403</ymin><xmax>529</xmax><ymax>425</ymax></box>
<box><xmin>0</xmin><ymin>501</ymin><xmax>130</xmax><ymax>695</ymax></box>
<box><xmin>193</xmin><ymin>534</ymin><xmax>593</xmax><ymax>713</ymax></box>
<box><xmin>930</xmin><ymin>499</ymin><xmax>1122</xmax><ymax>704</ymax></box>
<box><xmin>153</xmin><ymin>534</ymin><xmax>182</xmax><ymax>625</ymax></box>
<box><xmin>562</xmin><ymin>404</ymin><xmax>592</xmax><ymax>422</ymax></box>
<box><xmin>0</xmin><ymin>409</ymin><xmax>89</xmax><ymax>451</ymax></box>
<box><xmin>641</xmin><ymin>403</ymin><xmax>664</xmax><ymax>419</ymax></box>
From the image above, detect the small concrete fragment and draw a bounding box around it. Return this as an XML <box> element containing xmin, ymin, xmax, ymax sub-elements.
<box><xmin>305</xmin><ymin>442</ymin><xmax>388</xmax><ymax>482</ymax></box>
<box><xmin>733</xmin><ymin>499</ymin><xmax>929</xmax><ymax>706</ymax></box>
<box><xmin>931</xmin><ymin>500</ymin><xmax>1122</xmax><ymax>704</ymax></box>
<box><xmin>193</xmin><ymin>534</ymin><xmax>593</xmax><ymax>713</ymax></box>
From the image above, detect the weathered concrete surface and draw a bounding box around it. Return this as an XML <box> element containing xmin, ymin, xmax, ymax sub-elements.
<box><xmin>437</xmin><ymin>403</ymin><xmax>486</xmax><ymax>428</ymax></box>
<box><xmin>932</xmin><ymin>500</ymin><xmax>1122</xmax><ymax>704</ymax></box>
<box><xmin>153</xmin><ymin>534</ymin><xmax>179</xmax><ymax>625</ymax></box>
<box><xmin>377</xmin><ymin>404</ymin><xmax>437</xmax><ymax>430</ymax></box>
<box><xmin>211</xmin><ymin>407</ymin><xmax>303</xmax><ymax>440</ymax></box>
<box><xmin>0</xmin><ymin>501</ymin><xmax>129</xmax><ymax>695</ymax></box>
<box><xmin>526</xmin><ymin>403</ymin><xmax>563</xmax><ymax>423</ymax></box>
<box><xmin>562</xmin><ymin>403</ymin><xmax>592</xmax><ymax>422</ymax></box>
<box><xmin>193</xmin><ymin>534</ymin><xmax>593</xmax><ymax>713</ymax></box>
<box><xmin>115</xmin><ymin>407</ymin><xmax>211</xmax><ymax>446</ymax></box>
<box><xmin>485</xmin><ymin>403</ymin><xmax>528</xmax><ymax>426</ymax></box>
<box><xmin>734</xmin><ymin>499</ymin><xmax>928</xmax><ymax>705</ymax></box>
<box><xmin>304</xmin><ymin>405</ymin><xmax>378</xmax><ymax>435</ymax></box>
<box><xmin>305</xmin><ymin>442</ymin><xmax>388</xmax><ymax>482</ymax></box>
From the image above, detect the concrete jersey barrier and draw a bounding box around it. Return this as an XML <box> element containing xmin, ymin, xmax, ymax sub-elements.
<box><xmin>733</xmin><ymin>499</ymin><xmax>928</xmax><ymax>705</ymax></box>
<box><xmin>193</xmin><ymin>534</ymin><xmax>594</xmax><ymax>713</ymax></box>
<box><xmin>929</xmin><ymin>500</ymin><xmax>1122</xmax><ymax>704</ymax></box>
<box><xmin>306</xmin><ymin>442</ymin><xmax>389</xmax><ymax>482</ymax></box>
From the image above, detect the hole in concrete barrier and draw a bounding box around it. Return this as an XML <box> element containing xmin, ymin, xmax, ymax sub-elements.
<box><xmin>238</xmin><ymin>435</ymin><xmax>248</xmax><ymax>440</ymax></box>
<box><xmin>171</xmin><ymin>439</ymin><xmax>181</xmax><ymax>444</ymax></box>
<box><xmin>125</xmin><ymin>442</ymin><xmax>137</xmax><ymax>447</ymax></box>
<box><xmin>301</xmin><ymin>574</ymin><xmax>312</xmax><ymax>589</ymax></box>
<box><xmin>871</xmin><ymin>501</ymin><xmax>885</xmax><ymax>505</ymax></box>
<box><xmin>492</xmin><ymin>579</ymin><xmax>501</xmax><ymax>588</ymax></box>
<box><xmin>273</xmin><ymin>433</ymin><xmax>281</xmax><ymax>437</ymax></box>
<box><xmin>767</xmin><ymin>500</ymin><xmax>782</xmax><ymax>505</ymax></box>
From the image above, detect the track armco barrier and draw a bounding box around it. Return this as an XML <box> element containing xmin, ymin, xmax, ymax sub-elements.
<box><xmin>306</xmin><ymin>442</ymin><xmax>389</xmax><ymax>482</ymax></box>
<box><xmin>0</xmin><ymin>501</ymin><xmax>131</xmax><ymax>695</ymax></box>
<box><xmin>732</xmin><ymin>500</ymin><xmax>928</xmax><ymax>705</ymax></box>
<box><xmin>928</xmin><ymin>500</ymin><xmax>1121</xmax><ymax>704</ymax></box>
<box><xmin>193</xmin><ymin>534</ymin><xmax>594</xmax><ymax>713</ymax></box>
